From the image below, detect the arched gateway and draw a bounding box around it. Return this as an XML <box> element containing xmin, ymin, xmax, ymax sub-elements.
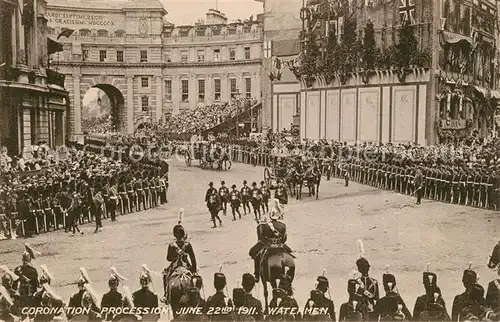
<box><xmin>82</xmin><ymin>84</ymin><xmax>125</xmax><ymax>133</ymax></box>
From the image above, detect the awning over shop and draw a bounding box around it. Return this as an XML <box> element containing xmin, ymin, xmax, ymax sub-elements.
<box><xmin>440</xmin><ymin>31</ymin><xmax>473</xmax><ymax>46</ymax></box>
<box><xmin>47</xmin><ymin>38</ymin><xmax>63</xmax><ymax>55</ymax></box>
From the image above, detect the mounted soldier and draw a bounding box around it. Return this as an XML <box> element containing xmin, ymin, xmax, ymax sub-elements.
<box><xmin>487</xmin><ymin>241</ymin><xmax>500</xmax><ymax>314</ymax></box>
<box><xmin>164</xmin><ymin>210</ymin><xmax>197</xmax><ymax>318</ymax></box>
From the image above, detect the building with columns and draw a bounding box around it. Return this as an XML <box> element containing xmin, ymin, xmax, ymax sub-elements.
<box><xmin>0</xmin><ymin>0</ymin><xmax>68</xmax><ymax>154</ymax></box>
<box><xmin>47</xmin><ymin>0</ymin><xmax>263</xmax><ymax>136</ymax></box>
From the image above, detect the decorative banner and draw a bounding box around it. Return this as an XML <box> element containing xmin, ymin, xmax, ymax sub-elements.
<box><xmin>399</xmin><ymin>0</ymin><xmax>416</xmax><ymax>24</ymax></box>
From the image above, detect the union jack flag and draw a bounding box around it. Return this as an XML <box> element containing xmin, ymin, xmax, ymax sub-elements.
<box><xmin>399</xmin><ymin>0</ymin><xmax>416</xmax><ymax>24</ymax></box>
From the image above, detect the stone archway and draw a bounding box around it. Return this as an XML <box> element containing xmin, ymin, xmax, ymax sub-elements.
<box><xmin>81</xmin><ymin>83</ymin><xmax>125</xmax><ymax>134</ymax></box>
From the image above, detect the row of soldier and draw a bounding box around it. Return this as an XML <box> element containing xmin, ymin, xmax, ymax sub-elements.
<box><xmin>204</xmin><ymin>179</ymin><xmax>289</xmax><ymax>228</ymax></box>
<box><xmin>0</xmin><ymin>146</ymin><xmax>169</xmax><ymax>239</ymax></box>
<box><xmin>2</xmin><ymin>242</ymin><xmax>499</xmax><ymax>321</ymax></box>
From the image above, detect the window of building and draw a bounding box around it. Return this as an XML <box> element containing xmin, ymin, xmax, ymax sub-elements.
<box><xmin>99</xmin><ymin>50</ymin><xmax>107</xmax><ymax>62</ymax></box>
<box><xmin>243</xmin><ymin>25</ymin><xmax>251</xmax><ymax>33</ymax></box>
<box><xmin>80</xmin><ymin>29</ymin><xmax>91</xmax><ymax>37</ymax></box>
<box><xmin>165</xmin><ymin>80</ymin><xmax>172</xmax><ymax>101</ymax></box>
<box><xmin>141</xmin><ymin>96</ymin><xmax>149</xmax><ymax>111</ymax></box>
<box><xmin>196</xmin><ymin>29</ymin><xmax>205</xmax><ymax>37</ymax></box>
<box><xmin>164</xmin><ymin>49</ymin><xmax>171</xmax><ymax>62</ymax></box>
<box><xmin>180</xmin><ymin>30</ymin><xmax>189</xmax><ymax>37</ymax></box>
<box><xmin>245</xmin><ymin>77</ymin><xmax>251</xmax><ymax>99</ymax></box>
<box><xmin>181</xmin><ymin>79</ymin><xmax>189</xmax><ymax>102</ymax></box>
<box><xmin>198</xmin><ymin>79</ymin><xmax>205</xmax><ymax>101</ymax></box>
<box><xmin>213</xmin><ymin>49</ymin><xmax>220</xmax><ymax>62</ymax></box>
<box><xmin>140</xmin><ymin>50</ymin><xmax>148</xmax><ymax>62</ymax></box>
<box><xmin>228</xmin><ymin>28</ymin><xmax>236</xmax><ymax>35</ymax></box>
<box><xmin>214</xmin><ymin>78</ymin><xmax>221</xmax><ymax>101</ymax></box>
<box><xmin>141</xmin><ymin>77</ymin><xmax>149</xmax><ymax>88</ymax></box>
<box><xmin>115</xmin><ymin>29</ymin><xmax>125</xmax><ymax>37</ymax></box>
<box><xmin>230</xmin><ymin>78</ymin><xmax>237</xmax><ymax>99</ymax></box>
<box><xmin>82</xmin><ymin>49</ymin><xmax>89</xmax><ymax>61</ymax></box>
<box><xmin>212</xmin><ymin>28</ymin><xmax>221</xmax><ymax>36</ymax></box>
<box><xmin>244</xmin><ymin>47</ymin><xmax>251</xmax><ymax>59</ymax></box>
<box><xmin>181</xmin><ymin>50</ymin><xmax>188</xmax><ymax>63</ymax></box>
<box><xmin>116</xmin><ymin>50</ymin><xmax>124</xmax><ymax>62</ymax></box>
<box><xmin>229</xmin><ymin>48</ymin><xmax>236</xmax><ymax>61</ymax></box>
<box><xmin>197</xmin><ymin>49</ymin><xmax>205</xmax><ymax>62</ymax></box>
<box><xmin>97</xmin><ymin>29</ymin><xmax>108</xmax><ymax>37</ymax></box>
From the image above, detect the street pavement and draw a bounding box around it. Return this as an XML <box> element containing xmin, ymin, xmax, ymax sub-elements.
<box><xmin>1</xmin><ymin>157</ymin><xmax>499</xmax><ymax>316</ymax></box>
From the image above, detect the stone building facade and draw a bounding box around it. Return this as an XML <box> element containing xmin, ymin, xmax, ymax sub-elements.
<box><xmin>47</xmin><ymin>0</ymin><xmax>263</xmax><ymax>136</ymax></box>
<box><xmin>262</xmin><ymin>0</ymin><xmax>500</xmax><ymax>145</ymax></box>
<box><xmin>0</xmin><ymin>0</ymin><xmax>68</xmax><ymax>155</ymax></box>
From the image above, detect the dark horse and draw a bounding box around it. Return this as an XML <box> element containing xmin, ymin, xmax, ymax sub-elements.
<box><xmin>257</xmin><ymin>225</ymin><xmax>296</xmax><ymax>314</ymax></box>
<box><xmin>163</xmin><ymin>260</ymin><xmax>194</xmax><ymax>319</ymax></box>
<box><xmin>488</xmin><ymin>240</ymin><xmax>500</xmax><ymax>269</ymax></box>
<box><xmin>305</xmin><ymin>165</ymin><xmax>321</xmax><ymax>200</ymax></box>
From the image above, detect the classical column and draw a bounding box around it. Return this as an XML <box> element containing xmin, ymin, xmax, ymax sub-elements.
<box><xmin>206</xmin><ymin>74</ymin><xmax>213</xmax><ymax>104</ymax></box>
<box><xmin>221</xmin><ymin>73</ymin><xmax>229</xmax><ymax>102</ymax></box>
<box><xmin>73</xmin><ymin>74</ymin><xmax>81</xmax><ymax>135</ymax></box>
<box><xmin>11</xmin><ymin>13</ymin><xmax>17</xmax><ymax>65</ymax></box>
<box><xmin>155</xmin><ymin>76</ymin><xmax>163</xmax><ymax>120</ymax></box>
<box><xmin>238</xmin><ymin>73</ymin><xmax>244</xmax><ymax>98</ymax></box>
<box><xmin>127</xmin><ymin>75</ymin><xmax>134</xmax><ymax>133</ymax></box>
<box><xmin>16</xmin><ymin>0</ymin><xmax>28</xmax><ymax>83</ymax></box>
<box><xmin>189</xmin><ymin>75</ymin><xmax>196</xmax><ymax>110</ymax></box>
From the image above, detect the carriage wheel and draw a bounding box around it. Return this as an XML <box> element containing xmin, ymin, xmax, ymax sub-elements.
<box><xmin>264</xmin><ymin>168</ymin><xmax>271</xmax><ymax>186</ymax></box>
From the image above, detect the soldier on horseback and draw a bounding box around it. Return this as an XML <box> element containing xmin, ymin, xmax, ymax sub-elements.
<box><xmin>165</xmin><ymin>209</ymin><xmax>197</xmax><ymax>281</ymax></box>
<box><xmin>486</xmin><ymin>241</ymin><xmax>500</xmax><ymax>313</ymax></box>
<box><xmin>248</xmin><ymin>199</ymin><xmax>292</xmax><ymax>283</ymax></box>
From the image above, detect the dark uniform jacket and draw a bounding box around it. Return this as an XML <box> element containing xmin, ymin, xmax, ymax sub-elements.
<box><xmin>356</xmin><ymin>275</ymin><xmax>379</xmax><ymax>315</ymax></box>
<box><xmin>206</xmin><ymin>193</ymin><xmax>221</xmax><ymax>210</ymax></box>
<box><xmin>452</xmin><ymin>291</ymin><xmax>469</xmax><ymax>321</ymax></box>
<box><xmin>240</xmin><ymin>293</ymin><xmax>264</xmax><ymax>321</ymax></box>
<box><xmin>486</xmin><ymin>279</ymin><xmax>500</xmax><ymax>312</ymax></box>
<box><xmin>101</xmin><ymin>289</ymin><xmax>123</xmax><ymax>321</ymax></box>
<box><xmin>218</xmin><ymin>187</ymin><xmax>229</xmax><ymax>202</ymax></box>
<box><xmin>339</xmin><ymin>301</ymin><xmax>368</xmax><ymax>321</ymax></box>
<box><xmin>132</xmin><ymin>288</ymin><xmax>158</xmax><ymax>309</ymax></box>
<box><xmin>268</xmin><ymin>295</ymin><xmax>300</xmax><ymax>321</ymax></box>
<box><xmin>166</xmin><ymin>240</ymin><xmax>197</xmax><ymax>273</ymax></box>
<box><xmin>375</xmin><ymin>291</ymin><xmax>412</xmax><ymax>321</ymax></box>
<box><xmin>205</xmin><ymin>188</ymin><xmax>217</xmax><ymax>203</ymax></box>
<box><xmin>240</xmin><ymin>186</ymin><xmax>251</xmax><ymax>201</ymax></box>
<box><xmin>13</xmin><ymin>264</ymin><xmax>39</xmax><ymax>297</ymax></box>
<box><xmin>413</xmin><ymin>293</ymin><xmax>450</xmax><ymax>321</ymax></box>
<box><xmin>303</xmin><ymin>294</ymin><xmax>335</xmax><ymax>321</ymax></box>
<box><xmin>204</xmin><ymin>291</ymin><xmax>232</xmax><ymax>321</ymax></box>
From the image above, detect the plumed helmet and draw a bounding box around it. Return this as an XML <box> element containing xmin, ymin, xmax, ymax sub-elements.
<box><xmin>242</xmin><ymin>273</ymin><xmax>255</xmax><ymax>290</ymax></box>
<box><xmin>173</xmin><ymin>209</ymin><xmax>185</xmax><ymax>239</ymax></box>
<box><xmin>77</xmin><ymin>267</ymin><xmax>92</xmax><ymax>288</ymax></box>
<box><xmin>462</xmin><ymin>269</ymin><xmax>477</xmax><ymax>285</ymax></box>
<box><xmin>243</xmin><ymin>180</ymin><xmax>247</xmax><ymax>184</ymax></box>
<box><xmin>209</xmin><ymin>182</ymin><xmax>213</xmax><ymax>186</ymax></box>
<box><xmin>383</xmin><ymin>273</ymin><xmax>396</xmax><ymax>288</ymax></box>
<box><xmin>81</xmin><ymin>291</ymin><xmax>94</xmax><ymax>308</ymax></box>
<box><xmin>192</xmin><ymin>274</ymin><xmax>203</xmax><ymax>290</ymax></box>
<box><xmin>221</xmin><ymin>181</ymin><xmax>225</xmax><ymax>185</ymax></box>
<box><xmin>214</xmin><ymin>272</ymin><xmax>226</xmax><ymax>289</ymax></box>
<box><xmin>356</xmin><ymin>257</ymin><xmax>370</xmax><ymax>271</ymax></box>
<box><xmin>1</xmin><ymin>274</ymin><xmax>13</xmax><ymax>287</ymax></box>
<box><xmin>347</xmin><ymin>279</ymin><xmax>360</xmax><ymax>295</ymax></box>
<box><xmin>252</xmin><ymin>182</ymin><xmax>257</xmax><ymax>186</ymax></box>
<box><xmin>231</xmin><ymin>184</ymin><xmax>237</xmax><ymax>189</ymax></box>
<box><xmin>22</xmin><ymin>243</ymin><xmax>40</xmax><ymax>263</ymax></box>
<box><xmin>423</xmin><ymin>272</ymin><xmax>437</xmax><ymax>286</ymax></box>
<box><xmin>316</xmin><ymin>275</ymin><xmax>329</xmax><ymax>290</ymax></box>
<box><xmin>139</xmin><ymin>271</ymin><xmax>150</xmax><ymax>287</ymax></box>
<box><xmin>278</xmin><ymin>273</ymin><xmax>292</xmax><ymax>290</ymax></box>
<box><xmin>108</xmin><ymin>275</ymin><xmax>119</xmax><ymax>288</ymax></box>
<box><xmin>40</xmin><ymin>274</ymin><xmax>51</xmax><ymax>285</ymax></box>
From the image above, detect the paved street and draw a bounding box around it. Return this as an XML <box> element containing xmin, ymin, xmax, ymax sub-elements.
<box><xmin>1</xmin><ymin>158</ymin><xmax>499</xmax><ymax>313</ymax></box>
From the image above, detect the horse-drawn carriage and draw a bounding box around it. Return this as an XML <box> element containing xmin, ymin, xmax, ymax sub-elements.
<box><xmin>183</xmin><ymin>142</ymin><xmax>232</xmax><ymax>171</ymax></box>
<box><xmin>264</xmin><ymin>157</ymin><xmax>321</xmax><ymax>200</ymax></box>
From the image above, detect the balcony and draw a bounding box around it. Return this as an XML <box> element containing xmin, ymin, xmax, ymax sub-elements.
<box><xmin>46</xmin><ymin>69</ymin><xmax>65</xmax><ymax>87</ymax></box>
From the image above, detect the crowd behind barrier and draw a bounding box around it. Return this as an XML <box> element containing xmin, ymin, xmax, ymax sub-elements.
<box><xmin>0</xmin><ymin>141</ymin><xmax>169</xmax><ymax>241</ymax></box>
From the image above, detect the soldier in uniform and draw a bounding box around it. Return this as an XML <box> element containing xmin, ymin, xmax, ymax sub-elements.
<box><xmin>268</xmin><ymin>273</ymin><xmax>300</xmax><ymax>321</ymax></box>
<box><xmin>229</xmin><ymin>185</ymin><xmax>242</xmax><ymax>221</ymax></box>
<box><xmin>240</xmin><ymin>273</ymin><xmax>263</xmax><ymax>321</ymax></box>
<box><xmin>374</xmin><ymin>272</ymin><xmax>412</xmax><ymax>320</ymax></box>
<box><xmin>69</xmin><ymin>192</ymin><xmax>84</xmax><ymax>235</ymax></box>
<box><xmin>459</xmin><ymin>283</ymin><xmax>490</xmax><ymax>321</ymax></box>
<box><xmin>132</xmin><ymin>266</ymin><xmax>159</xmax><ymax>320</ymax></box>
<box><xmin>67</xmin><ymin>267</ymin><xmax>95</xmax><ymax>319</ymax></box>
<box><xmin>135</xmin><ymin>175</ymin><xmax>144</xmax><ymax>212</ymax></box>
<box><xmin>414</xmin><ymin>167</ymin><xmax>424</xmax><ymax>205</ymax></box>
<box><xmin>165</xmin><ymin>210</ymin><xmax>197</xmax><ymax>281</ymax></box>
<box><xmin>92</xmin><ymin>185</ymin><xmax>104</xmax><ymax>234</ymax></box>
<box><xmin>143</xmin><ymin>172</ymin><xmax>150</xmax><ymax>210</ymax></box>
<box><xmin>413</xmin><ymin>270</ymin><xmax>450</xmax><ymax>321</ymax></box>
<box><xmin>339</xmin><ymin>278</ymin><xmax>367</xmax><ymax>321</ymax></box>
<box><xmin>355</xmin><ymin>240</ymin><xmax>379</xmax><ymax>320</ymax></box>
<box><xmin>271</xmin><ymin>178</ymin><xmax>288</xmax><ymax>210</ymax></box>
<box><xmin>250</xmin><ymin>182</ymin><xmax>262</xmax><ymax>223</ymax></box>
<box><xmin>206</xmin><ymin>186</ymin><xmax>222</xmax><ymax>228</ymax></box>
<box><xmin>13</xmin><ymin>244</ymin><xmax>40</xmax><ymax>318</ymax></box>
<box><xmin>108</xmin><ymin>181</ymin><xmax>118</xmax><ymax>222</ymax></box>
<box><xmin>205</xmin><ymin>182</ymin><xmax>218</xmax><ymax>204</ymax></box>
<box><xmin>127</xmin><ymin>176</ymin><xmax>136</xmax><ymax>213</ymax></box>
<box><xmin>218</xmin><ymin>181</ymin><xmax>229</xmax><ymax>216</ymax></box>
<box><xmin>249</xmin><ymin>200</ymin><xmax>292</xmax><ymax>283</ymax></box>
<box><xmin>204</xmin><ymin>272</ymin><xmax>232</xmax><ymax>321</ymax></box>
<box><xmin>452</xmin><ymin>267</ymin><xmax>479</xmax><ymax>321</ymax></box>
<box><xmin>485</xmin><ymin>259</ymin><xmax>500</xmax><ymax>313</ymax></box>
<box><xmin>101</xmin><ymin>268</ymin><xmax>126</xmax><ymax>321</ymax></box>
<box><xmin>260</xmin><ymin>181</ymin><xmax>271</xmax><ymax>214</ymax></box>
<box><xmin>240</xmin><ymin>181</ymin><xmax>251</xmax><ymax>216</ymax></box>
<box><xmin>303</xmin><ymin>274</ymin><xmax>335</xmax><ymax>321</ymax></box>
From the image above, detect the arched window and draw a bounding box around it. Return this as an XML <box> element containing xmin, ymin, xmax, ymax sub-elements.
<box><xmin>97</xmin><ymin>29</ymin><xmax>108</xmax><ymax>37</ymax></box>
<box><xmin>114</xmin><ymin>29</ymin><xmax>125</xmax><ymax>37</ymax></box>
<box><xmin>80</xmin><ymin>29</ymin><xmax>91</xmax><ymax>37</ymax></box>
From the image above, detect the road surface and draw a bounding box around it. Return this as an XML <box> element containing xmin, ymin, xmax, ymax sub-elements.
<box><xmin>1</xmin><ymin>158</ymin><xmax>499</xmax><ymax>315</ymax></box>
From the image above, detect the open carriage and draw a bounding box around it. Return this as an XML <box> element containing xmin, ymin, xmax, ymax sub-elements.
<box><xmin>184</xmin><ymin>142</ymin><xmax>232</xmax><ymax>171</ymax></box>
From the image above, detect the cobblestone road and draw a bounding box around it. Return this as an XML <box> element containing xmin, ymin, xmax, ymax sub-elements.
<box><xmin>1</xmin><ymin>158</ymin><xmax>499</xmax><ymax>316</ymax></box>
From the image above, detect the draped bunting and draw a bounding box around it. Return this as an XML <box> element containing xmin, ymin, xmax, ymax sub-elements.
<box><xmin>440</xmin><ymin>30</ymin><xmax>473</xmax><ymax>46</ymax></box>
